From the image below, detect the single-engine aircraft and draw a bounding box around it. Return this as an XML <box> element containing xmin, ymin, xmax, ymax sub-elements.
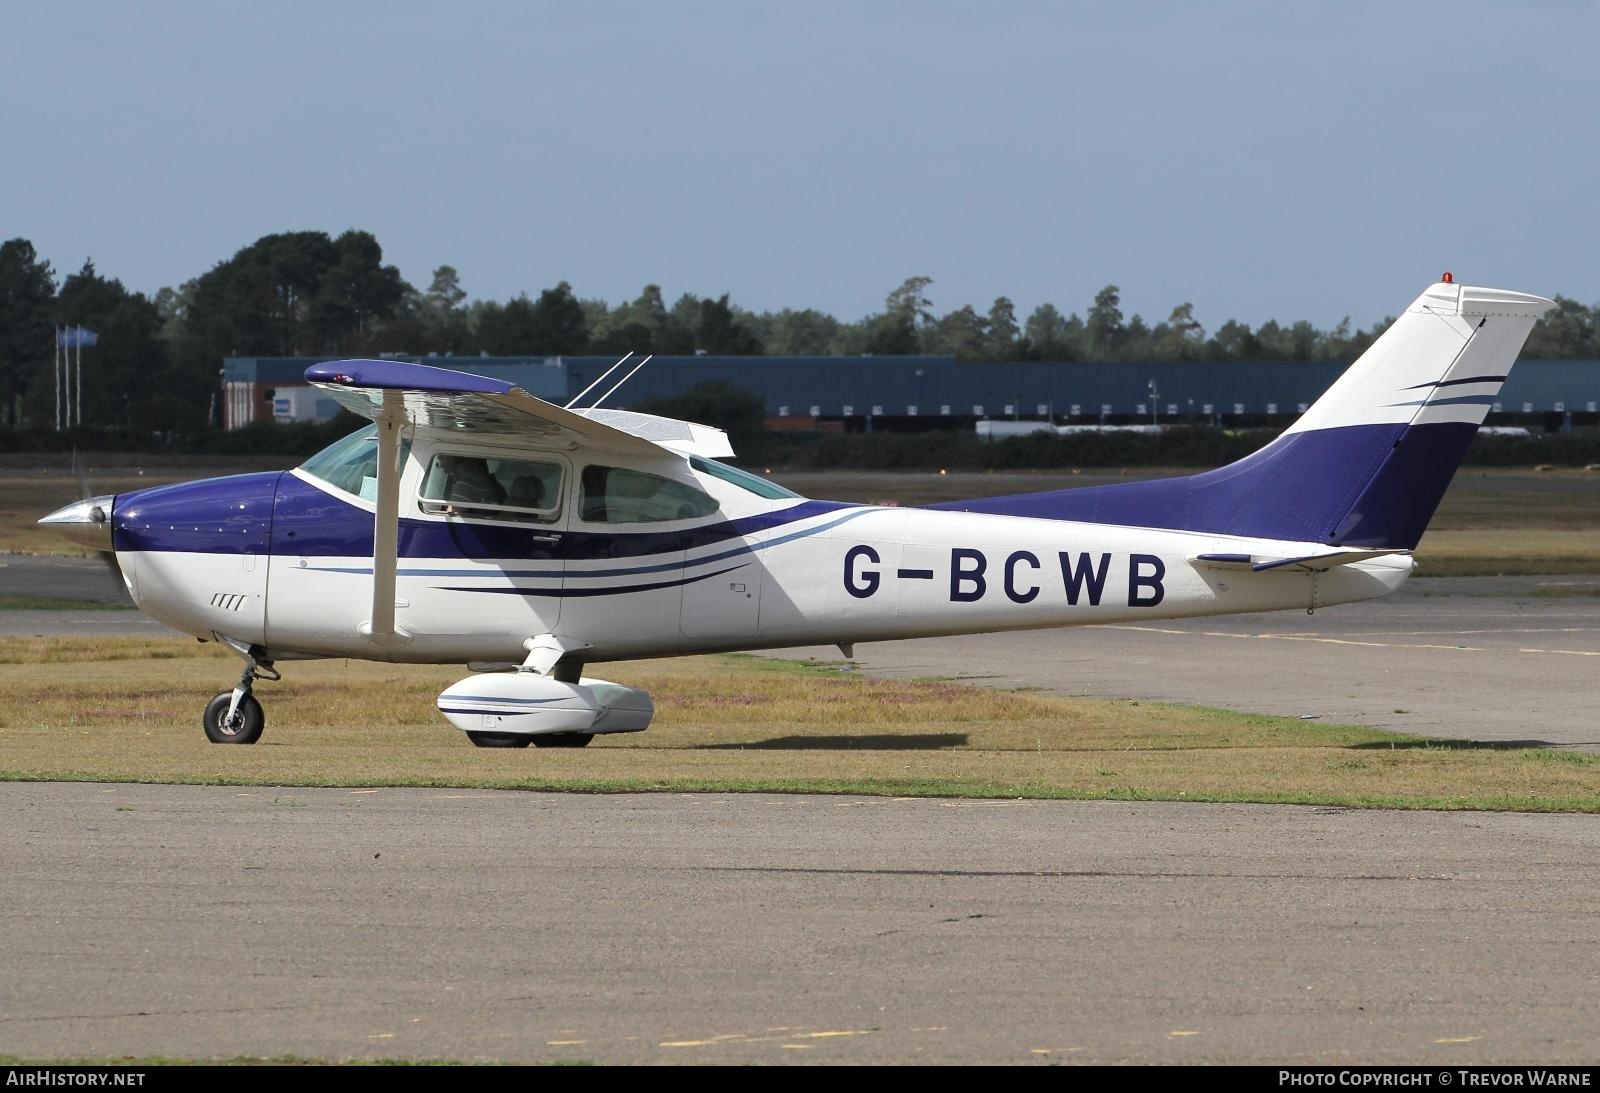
<box><xmin>40</xmin><ymin>278</ymin><xmax>1553</xmax><ymax>747</ymax></box>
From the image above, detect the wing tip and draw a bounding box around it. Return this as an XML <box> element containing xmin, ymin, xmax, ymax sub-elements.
<box><xmin>306</xmin><ymin>359</ymin><xmax>515</xmax><ymax>396</ymax></box>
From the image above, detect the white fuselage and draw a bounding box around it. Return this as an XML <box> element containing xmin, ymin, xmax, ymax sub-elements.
<box><xmin>113</xmin><ymin>431</ymin><xmax>1411</xmax><ymax>667</ymax></box>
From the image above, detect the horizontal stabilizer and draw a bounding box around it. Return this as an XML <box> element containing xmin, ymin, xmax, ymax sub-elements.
<box><xmin>1192</xmin><ymin>549</ymin><xmax>1410</xmax><ymax>573</ymax></box>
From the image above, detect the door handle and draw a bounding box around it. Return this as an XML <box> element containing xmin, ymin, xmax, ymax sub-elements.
<box><xmin>530</xmin><ymin>533</ymin><xmax>561</xmax><ymax>543</ymax></box>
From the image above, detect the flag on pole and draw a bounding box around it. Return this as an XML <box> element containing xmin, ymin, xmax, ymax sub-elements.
<box><xmin>56</xmin><ymin>327</ymin><xmax>99</xmax><ymax>348</ymax></box>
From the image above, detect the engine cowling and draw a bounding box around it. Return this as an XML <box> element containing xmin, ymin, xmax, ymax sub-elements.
<box><xmin>436</xmin><ymin>673</ymin><xmax>653</xmax><ymax>739</ymax></box>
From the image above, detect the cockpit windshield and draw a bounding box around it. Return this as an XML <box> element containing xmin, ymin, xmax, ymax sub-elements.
<box><xmin>299</xmin><ymin>425</ymin><xmax>411</xmax><ymax>501</ymax></box>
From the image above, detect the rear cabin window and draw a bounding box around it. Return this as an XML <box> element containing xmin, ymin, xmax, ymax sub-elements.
<box><xmin>579</xmin><ymin>465</ymin><xmax>719</xmax><ymax>524</ymax></box>
<box><xmin>418</xmin><ymin>453</ymin><xmax>563</xmax><ymax>522</ymax></box>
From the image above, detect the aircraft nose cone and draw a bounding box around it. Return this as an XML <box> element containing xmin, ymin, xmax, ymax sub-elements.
<box><xmin>38</xmin><ymin>495</ymin><xmax>115</xmax><ymax>552</ymax></box>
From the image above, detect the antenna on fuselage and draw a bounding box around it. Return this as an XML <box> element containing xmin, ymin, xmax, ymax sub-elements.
<box><xmin>564</xmin><ymin>352</ymin><xmax>632</xmax><ymax>410</ymax></box>
<box><xmin>581</xmin><ymin>354</ymin><xmax>652</xmax><ymax>415</ymax></box>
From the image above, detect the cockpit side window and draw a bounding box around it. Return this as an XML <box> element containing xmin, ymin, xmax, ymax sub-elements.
<box><xmin>579</xmin><ymin>465</ymin><xmax>719</xmax><ymax>523</ymax></box>
<box><xmin>418</xmin><ymin>452</ymin><xmax>564</xmax><ymax>523</ymax></box>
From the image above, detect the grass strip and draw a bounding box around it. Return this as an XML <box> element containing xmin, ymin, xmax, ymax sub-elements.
<box><xmin>2</xmin><ymin>638</ymin><xmax>1596</xmax><ymax>814</ymax></box>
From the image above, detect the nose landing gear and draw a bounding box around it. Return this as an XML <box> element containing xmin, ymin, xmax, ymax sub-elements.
<box><xmin>204</xmin><ymin>647</ymin><xmax>279</xmax><ymax>745</ymax></box>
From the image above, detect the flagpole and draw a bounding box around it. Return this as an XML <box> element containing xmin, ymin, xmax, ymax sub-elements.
<box><xmin>75</xmin><ymin>326</ymin><xmax>82</xmax><ymax>427</ymax></box>
<box><xmin>63</xmin><ymin>328</ymin><xmax>71</xmax><ymax>432</ymax></box>
<box><xmin>54</xmin><ymin>327</ymin><xmax>60</xmax><ymax>432</ymax></box>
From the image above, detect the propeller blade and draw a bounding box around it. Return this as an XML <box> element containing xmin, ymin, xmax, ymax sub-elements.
<box><xmin>72</xmin><ymin>446</ymin><xmax>90</xmax><ymax>500</ymax></box>
<box><xmin>62</xmin><ymin>452</ymin><xmax>122</xmax><ymax>588</ymax></box>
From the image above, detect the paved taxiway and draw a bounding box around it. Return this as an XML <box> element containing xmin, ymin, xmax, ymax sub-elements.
<box><xmin>778</xmin><ymin>574</ymin><xmax>1600</xmax><ymax>752</ymax></box>
<box><xmin>4</xmin><ymin>783</ymin><xmax>1599</xmax><ymax>1065</ymax></box>
<box><xmin>4</xmin><ymin>556</ymin><xmax>1598</xmax><ymax>1064</ymax></box>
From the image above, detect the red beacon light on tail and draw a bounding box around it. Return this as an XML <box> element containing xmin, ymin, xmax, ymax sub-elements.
<box><xmin>1441</xmin><ymin>272</ymin><xmax>1454</xmax><ymax>284</ymax></box>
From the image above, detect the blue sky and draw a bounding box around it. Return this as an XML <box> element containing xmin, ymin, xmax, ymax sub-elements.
<box><xmin>4</xmin><ymin>1</ymin><xmax>1596</xmax><ymax>330</ymax></box>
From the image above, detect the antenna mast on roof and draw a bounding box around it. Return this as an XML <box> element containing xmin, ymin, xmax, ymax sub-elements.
<box><xmin>563</xmin><ymin>352</ymin><xmax>632</xmax><ymax>410</ymax></box>
<box><xmin>581</xmin><ymin>354</ymin><xmax>653</xmax><ymax>415</ymax></box>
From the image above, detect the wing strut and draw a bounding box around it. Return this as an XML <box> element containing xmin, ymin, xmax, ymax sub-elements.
<box><xmin>365</xmin><ymin>391</ymin><xmax>408</xmax><ymax>646</ymax></box>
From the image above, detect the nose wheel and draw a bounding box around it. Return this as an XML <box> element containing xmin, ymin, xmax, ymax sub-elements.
<box><xmin>204</xmin><ymin>647</ymin><xmax>277</xmax><ymax>745</ymax></box>
<box><xmin>204</xmin><ymin>690</ymin><xmax>265</xmax><ymax>744</ymax></box>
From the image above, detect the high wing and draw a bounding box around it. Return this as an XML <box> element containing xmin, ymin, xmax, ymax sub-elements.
<box><xmin>581</xmin><ymin>409</ymin><xmax>733</xmax><ymax>459</ymax></box>
<box><xmin>306</xmin><ymin>360</ymin><xmax>734</xmax><ymax>458</ymax></box>
<box><xmin>306</xmin><ymin>359</ymin><xmax>666</xmax><ymax>457</ymax></box>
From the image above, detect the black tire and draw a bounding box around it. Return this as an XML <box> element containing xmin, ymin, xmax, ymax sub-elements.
<box><xmin>203</xmin><ymin>691</ymin><xmax>264</xmax><ymax>745</ymax></box>
<box><xmin>532</xmin><ymin>733</ymin><xmax>593</xmax><ymax>748</ymax></box>
<box><xmin>466</xmin><ymin>731</ymin><xmax>533</xmax><ymax>749</ymax></box>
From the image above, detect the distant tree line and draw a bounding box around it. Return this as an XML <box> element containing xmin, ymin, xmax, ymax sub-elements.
<box><xmin>2</xmin><ymin>230</ymin><xmax>1599</xmax><ymax>432</ymax></box>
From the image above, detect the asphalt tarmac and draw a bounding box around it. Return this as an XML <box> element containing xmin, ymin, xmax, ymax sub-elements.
<box><xmin>773</xmin><ymin>574</ymin><xmax>1600</xmax><ymax>752</ymax></box>
<box><xmin>3</xmin><ymin>783</ymin><xmax>1598</xmax><ymax>1065</ymax></box>
<box><xmin>3</xmin><ymin>556</ymin><xmax>1598</xmax><ymax>1065</ymax></box>
<box><xmin>0</xmin><ymin>553</ymin><xmax>132</xmax><ymax>605</ymax></box>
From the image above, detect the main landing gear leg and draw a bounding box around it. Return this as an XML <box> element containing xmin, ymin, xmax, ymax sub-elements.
<box><xmin>203</xmin><ymin>645</ymin><xmax>279</xmax><ymax>745</ymax></box>
<box><xmin>459</xmin><ymin>635</ymin><xmax>596</xmax><ymax>750</ymax></box>
<box><xmin>529</xmin><ymin>646</ymin><xmax>592</xmax><ymax>748</ymax></box>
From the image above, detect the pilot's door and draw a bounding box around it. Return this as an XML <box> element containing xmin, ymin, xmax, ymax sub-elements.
<box><xmin>411</xmin><ymin>449</ymin><xmax>572</xmax><ymax>644</ymax></box>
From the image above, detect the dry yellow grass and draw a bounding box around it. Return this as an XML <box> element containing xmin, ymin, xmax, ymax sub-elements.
<box><xmin>3</xmin><ymin>637</ymin><xmax>1598</xmax><ymax>812</ymax></box>
<box><xmin>0</xmin><ymin>470</ymin><xmax>191</xmax><ymax>556</ymax></box>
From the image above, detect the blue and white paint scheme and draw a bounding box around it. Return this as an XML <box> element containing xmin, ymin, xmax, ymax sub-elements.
<box><xmin>38</xmin><ymin>279</ymin><xmax>1554</xmax><ymax>747</ymax></box>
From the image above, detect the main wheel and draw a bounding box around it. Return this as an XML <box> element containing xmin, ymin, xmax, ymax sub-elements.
<box><xmin>532</xmin><ymin>733</ymin><xmax>593</xmax><ymax>748</ymax></box>
<box><xmin>467</xmin><ymin>731</ymin><xmax>533</xmax><ymax>749</ymax></box>
<box><xmin>203</xmin><ymin>691</ymin><xmax>264</xmax><ymax>745</ymax></box>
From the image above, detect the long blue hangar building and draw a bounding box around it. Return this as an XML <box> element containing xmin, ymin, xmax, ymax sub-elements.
<box><xmin>222</xmin><ymin>353</ymin><xmax>1600</xmax><ymax>432</ymax></box>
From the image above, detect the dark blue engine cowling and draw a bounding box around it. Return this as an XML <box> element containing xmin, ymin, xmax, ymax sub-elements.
<box><xmin>113</xmin><ymin>471</ymin><xmax>282</xmax><ymax>555</ymax></box>
<box><xmin>111</xmin><ymin>472</ymin><xmax>283</xmax><ymax>642</ymax></box>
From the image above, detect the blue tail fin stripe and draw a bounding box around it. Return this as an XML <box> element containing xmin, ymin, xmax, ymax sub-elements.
<box><xmin>1401</xmin><ymin>374</ymin><xmax>1507</xmax><ymax>390</ymax></box>
<box><xmin>927</xmin><ymin>421</ymin><xmax>1472</xmax><ymax>549</ymax></box>
<box><xmin>1384</xmin><ymin>395</ymin><xmax>1498</xmax><ymax>408</ymax></box>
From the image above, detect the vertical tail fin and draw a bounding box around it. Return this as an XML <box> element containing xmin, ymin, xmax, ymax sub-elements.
<box><xmin>1276</xmin><ymin>281</ymin><xmax>1554</xmax><ymax>546</ymax></box>
<box><xmin>933</xmin><ymin>280</ymin><xmax>1554</xmax><ymax>548</ymax></box>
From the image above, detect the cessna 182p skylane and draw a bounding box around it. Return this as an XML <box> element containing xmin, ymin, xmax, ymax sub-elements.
<box><xmin>39</xmin><ymin>278</ymin><xmax>1553</xmax><ymax>747</ymax></box>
